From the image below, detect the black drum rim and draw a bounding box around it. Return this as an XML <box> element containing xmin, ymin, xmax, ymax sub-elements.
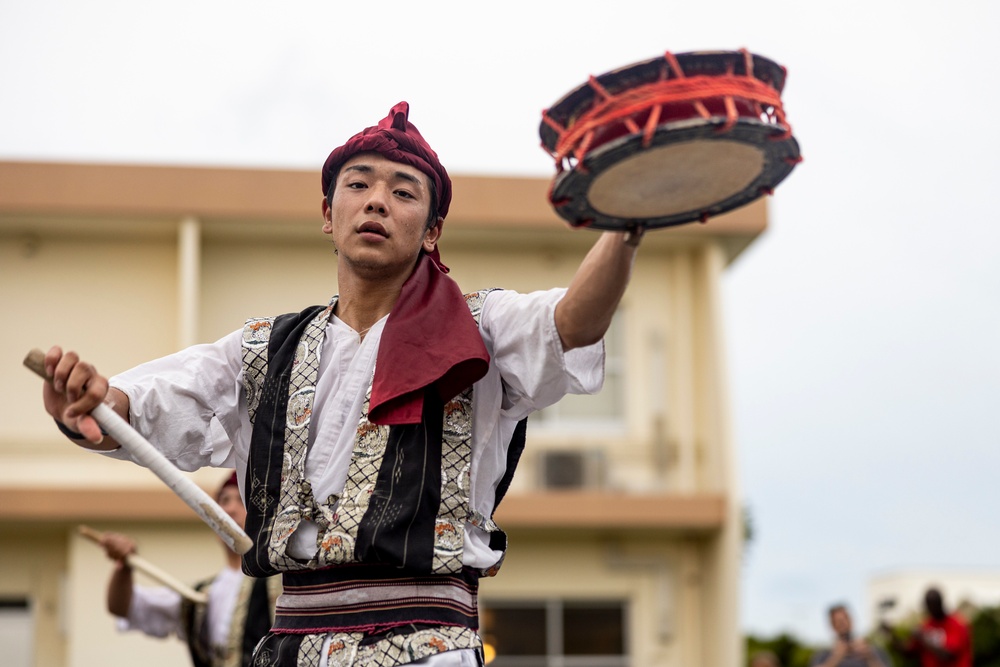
<box><xmin>540</xmin><ymin>50</ymin><xmax>788</xmax><ymax>154</ymax></box>
<box><xmin>549</xmin><ymin>117</ymin><xmax>801</xmax><ymax>231</ymax></box>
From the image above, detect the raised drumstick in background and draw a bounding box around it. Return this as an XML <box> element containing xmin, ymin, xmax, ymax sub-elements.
<box><xmin>78</xmin><ymin>525</ymin><xmax>209</xmax><ymax>605</ymax></box>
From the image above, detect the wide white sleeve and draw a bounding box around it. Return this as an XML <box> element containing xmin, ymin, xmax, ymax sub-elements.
<box><xmin>479</xmin><ymin>288</ymin><xmax>604</xmax><ymax>420</ymax></box>
<box><xmin>106</xmin><ymin>330</ymin><xmax>246</xmax><ymax>472</ymax></box>
<box><xmin>116</xmin><ymin>585</ymin><xmax>183</xmax><ymax>639</ymax></box>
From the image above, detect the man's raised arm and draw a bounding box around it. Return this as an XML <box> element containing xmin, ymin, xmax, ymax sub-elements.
<box><xmin>554</xmin><ymin>230</ymin><xmax>641</xmax><ymax>351</ymax></box>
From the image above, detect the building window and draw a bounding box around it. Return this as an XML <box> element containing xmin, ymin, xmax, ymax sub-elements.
<box><xmin>0</xmin><ymin>599</ymin><xmax>32</xmax><ymax>667</ymax></box>
<box><xmin>531</xmin><ymin>311</ymin><xmax>625</xmax><ymax>431</ymax></box>
<box><xmin>481</xmin><ymin>600</ymin><xmax>628</xmax><ymax>667</ymax></box>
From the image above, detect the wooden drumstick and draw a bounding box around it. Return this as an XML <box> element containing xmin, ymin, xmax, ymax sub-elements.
<box><xmin>24</xmin><ymin>348</ymin><xmax>253</xmax><ymax>555</ymax></box>
<box><xmin>79</xmin><ymin>525</ymin><xmax>208</xmax><ymax>605</ymax></box>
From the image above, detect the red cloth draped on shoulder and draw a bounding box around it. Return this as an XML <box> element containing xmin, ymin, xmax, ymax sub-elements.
<box><xmin>368</xmin><ymin>251</ymin><xmax>490</xmax><ymax>425</ymax></box>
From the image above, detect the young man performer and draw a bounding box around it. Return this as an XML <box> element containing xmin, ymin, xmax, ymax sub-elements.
<box><xmin>42</xmin><ymin>101</ymin><xmax>641</xmax><ymax>667</ymax></box>
<box><xmin>100</xmin><ymin>472</ymin><xmax>280</xmax><ymax>667</ymax></box>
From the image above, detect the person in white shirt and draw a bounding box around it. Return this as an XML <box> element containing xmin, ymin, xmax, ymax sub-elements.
<box><xmin>100</xmin><ymin>472</ymin><xmax>279</xmax><ymax>667</ymax></box>
<box><xmin>41</xmin><ymin>101</ymin><xmax>641</xmax><ymax>667</ymax></box>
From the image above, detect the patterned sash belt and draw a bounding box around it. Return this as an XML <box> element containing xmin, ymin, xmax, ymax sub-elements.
<box><xmin>273</xmin><ymin>565</ymin><xmax>479</xmax><ymax>634</ymax></box>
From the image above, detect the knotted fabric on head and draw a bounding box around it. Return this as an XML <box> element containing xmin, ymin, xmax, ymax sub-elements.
<box><xmin>321</xmin><ymin>102</ymin><xmax>489</xmax><ymax>425</ymax></box>
<box><xmin>322</xmin><ymin>100</ymin><xmax>452</xmax><ymax>221</ymax></box>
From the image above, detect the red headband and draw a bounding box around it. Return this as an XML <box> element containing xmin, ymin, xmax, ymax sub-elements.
<box><xmin>216</xmin><ymin>470</ymin><xmax>238</xmax><ymax>499</ymax></box>
<box><xmin>321</xmin><ymin>101</ymin><xmax>452</xmax><ymax>220</ymax></box>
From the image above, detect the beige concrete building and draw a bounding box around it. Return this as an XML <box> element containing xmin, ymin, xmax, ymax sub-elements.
<box><xmin>0</xmin><ymin>160</ymin><xmax>764</xmax><ymax>667</ymax></box>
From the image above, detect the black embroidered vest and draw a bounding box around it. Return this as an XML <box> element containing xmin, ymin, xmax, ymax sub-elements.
<box><xmin>179</xmin><ymin>575</ymin><xmax>281</xmax><ymax>667</ymax></box>
<box><xmin>239</xmin><ymin>292</ymin><xmax>526</xmax><ymax>579</ymax></box>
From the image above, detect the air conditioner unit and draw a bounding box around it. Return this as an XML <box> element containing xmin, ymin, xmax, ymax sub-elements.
<box><xmin>539</xmin><ymin>449</ymin><xmax>606</xmax><ymax>490</ymax></box>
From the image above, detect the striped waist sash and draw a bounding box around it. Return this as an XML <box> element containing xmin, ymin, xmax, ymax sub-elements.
<box><xmin>273</xmin><ymin>565</ymin><xmax>479</xmax><ymax>634</ymax></box>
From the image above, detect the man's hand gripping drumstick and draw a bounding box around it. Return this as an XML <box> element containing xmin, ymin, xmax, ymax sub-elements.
<box><xmin>25</xmin><ymin>346</ymin><xmax>253</xmax><ymax>555</ymax></box>
<box><xmin>79</xmin><ymin>525</ymin><xmax>209</xmax><ymax>606</ymax></box>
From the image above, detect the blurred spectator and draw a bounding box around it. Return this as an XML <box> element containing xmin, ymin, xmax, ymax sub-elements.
<box><xmin>881</xmin><ymin>587</ymin><xmax>971</xmax><ymax>667</ymax></box>
<box><xmin>811</xmin><ymin>603</ymin><xmax>891</xmax><ymax>667</ymax></box>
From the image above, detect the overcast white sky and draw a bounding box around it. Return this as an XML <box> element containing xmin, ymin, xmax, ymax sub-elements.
<box><xmin>3</xmin><ymin>0</ymin><xmax>999</xmax><ymax>646</ymax></box>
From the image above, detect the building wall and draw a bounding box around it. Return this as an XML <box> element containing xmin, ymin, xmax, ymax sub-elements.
<box><xmin>0</xmin><ymin>527</ymin><xmax>68</xmax><ymax>667</ymax></box>
<box><xmin>0</xmin><ymin>161</ymin><xmax>763</xmax><ymax>667</ymax></box>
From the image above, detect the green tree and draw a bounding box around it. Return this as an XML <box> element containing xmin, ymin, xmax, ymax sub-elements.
<box><xmin>746</xmin><ymin>632</ymin><xmax>815</xmax><ymax>667</ymax></box>
<box><xmin>880</xmin><ymin>621</ymin><xmax>920</xmax><ymax>667</ymax></box>
<box><xmin>971</xmin><ymin>605</ymin><xmax>1000</xmax><ymax>667</ymax></box>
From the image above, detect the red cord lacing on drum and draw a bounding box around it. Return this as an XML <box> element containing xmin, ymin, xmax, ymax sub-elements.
<box><xmin>542</xmin><ymin>49</ymin><xmax>796</xmax><ymax>172</ymax></box>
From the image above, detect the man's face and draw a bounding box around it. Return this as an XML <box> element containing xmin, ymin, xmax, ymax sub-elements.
<box><xmin>925</xmin><ymin>590</ymin><xmax>946</xmax><ymax>620</ymax></box>
<box><xmin>217</xmin><ymin>485</ymin><xmax>247</xmax><ymax>530</ymax></box>
<box><xmin>322</xmin><ymin>152</ymin><xmax>440</xmax><ymax>278</ymax></box>
<box><xmin>830</xmin><ymin>608</ymin><xmax>852</xmax><ymax>639</ymax></box>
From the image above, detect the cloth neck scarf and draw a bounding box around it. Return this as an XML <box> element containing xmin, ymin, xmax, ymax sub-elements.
<box><xmin>368</xmin><ymin>252</ymin><xmax>490</xmax><ymax>425</ymax></box>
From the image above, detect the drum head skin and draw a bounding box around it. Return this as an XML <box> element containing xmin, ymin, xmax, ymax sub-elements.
<box><xmin>541</xmin><ymin>50</ymin><xmax>802</xmax><ymax>230</ymax></box>
<box><xmin>551</xmin><ymin>117</ymin><xmax>800</xmax><ymax>230</ymax></box>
